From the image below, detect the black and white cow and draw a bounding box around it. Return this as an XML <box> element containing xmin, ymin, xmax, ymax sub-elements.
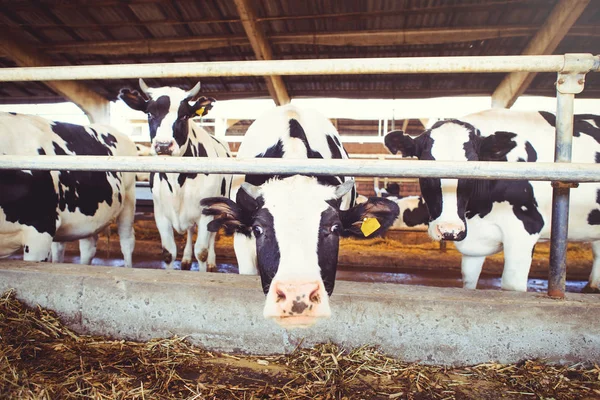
<box><xmin>0</xmin><ymin>112</ymin><xmax>137</xmax><ymax>266</ymax></box>
<box><xmin>201</xmin><ymin>105</ymin><xmax>399</xmax><ymax>328</ymax></box>
<box><xmin>119</xmin><ymin>79</ymin><xmax>231</xmax><ymax>271</ymax></box>
<box><xmin>385</xmin><ymin>108</ymin><xmax>600</xmax><ymax>292</ymax></box>
<box><xmin>357</xmin><ymin>194</ymin><xmax>428</xmax><ymax>230</ymax></box>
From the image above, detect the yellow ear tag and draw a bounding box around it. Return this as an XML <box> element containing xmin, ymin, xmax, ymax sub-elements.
<box><xmin>360</xmin><ymin>217</ymin><xmax>381</xmax><ymax>237</ymax></box>
<box><xmin>195</xmin><ymin>107</ymin><xmax>205</xmax><ymax>116</ymax></box>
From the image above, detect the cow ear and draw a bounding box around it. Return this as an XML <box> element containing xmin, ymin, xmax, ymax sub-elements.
<box><xmin>191</xmin><ymin>96</ymin><xmax>216</xmax><ymax>118</ymax></box>
<box><xmin>479</xmin><ymin>131</ymin><xmax>517</xmax><ymax>161</ymax></box>
<box><xmin>384</xmin><ymin>130</ymin><xmax>420</xmax><ymax>158</ymax></box>
<box><xmin>339</xmin><ymin>197</ymin><xmax>400</xmax><ymax>238</ymax></box>
<box><xmin>201</xmin><ymin>197</ymin><xmax>251</xmax><ymax>235</ymax></box>
<box><xmin>119</xmin><ymin>88</ymin><xmax>148</xmax><ymax>112</ymax></box>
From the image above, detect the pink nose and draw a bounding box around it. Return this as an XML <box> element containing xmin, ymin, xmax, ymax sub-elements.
<box><xmin>436</xmin><ymin>223</ymin><xmax>466</xmax><ymax>241</ymax></box>
<box><xmin>272</xmin><ymin>281</ymin><xmax>322</xmax><ymax>317</ymax></box>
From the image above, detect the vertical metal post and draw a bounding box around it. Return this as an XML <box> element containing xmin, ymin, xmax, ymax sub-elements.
<box><xmin>548</xmin><ymin>90</ymin><xmax>574</xmax><ymax>298</ymax></box>
<box><xmin>548</xmin><ymin>59</ymin><xmax>589</xmax><ymax>298</ymax></box>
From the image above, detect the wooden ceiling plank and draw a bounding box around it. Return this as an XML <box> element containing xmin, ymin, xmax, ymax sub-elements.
<box><xmin>491</xmin><ymin>0</ymin><xmax>590</xmax><ymax>109</ymax></box>
<box><xmin>232</xmin><ymin>0</ymin><xmax>290</xmax><ymax>105</ymax></box>
<box><xmin>0</xmin><ymin>28</ymin><xmax>110</xmax><ymax>123</ymax></box>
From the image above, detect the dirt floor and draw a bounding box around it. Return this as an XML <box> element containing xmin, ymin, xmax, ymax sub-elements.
<box><xmin>2</xmin><ymin>290</ymin><xmax>600</xmax><ymax>400</ymax></box>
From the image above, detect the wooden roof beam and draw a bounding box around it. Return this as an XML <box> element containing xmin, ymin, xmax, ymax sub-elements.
<box><xmin>491</xmin><ymin>0</ymin><xmax>590</xmax><ymax>109</ymax></box>
<box><xmin>232</xmin><ymin>0</ymin><xmax>290</xmax><ymax>106</ymax></box>
<box><xmin>0</xmin><ymin>28</ymin><xmax>110</xmax><ymax>124</ymax></box>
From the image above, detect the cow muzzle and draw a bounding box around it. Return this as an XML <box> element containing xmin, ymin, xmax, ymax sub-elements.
<box><xmin>263</xmin><ymin>280</ymin><xmax>331</xmax><ymax>328</ymax></box>
<box><xmin>433</xmin><ymin>222</ymin><xmax>466</xmax><ymax>241</ymax></box>
<box><xmin>153</xmin><ymin>140</ymin><xmax>175</xmax><ymax>156</ymax></box>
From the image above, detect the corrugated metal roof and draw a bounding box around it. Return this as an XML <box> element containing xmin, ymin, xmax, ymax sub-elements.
<box><xmin>0</xmin><ymin>0</ymin><xmax>598</xmax><ymax>104</ymax></box>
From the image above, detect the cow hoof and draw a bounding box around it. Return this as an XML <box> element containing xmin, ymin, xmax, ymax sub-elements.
<box><xmin>181</xmin><ymin>260</ymin><xmax>192</xmax><ymax>271</ymax></box>
<box><xmin>582</xmin><ymin>283</ymin><xmax>600</xmax><ymax>294</ymax></box>
<box><xmin>207</xmin><ymin>263</ymin><xmax>217</xmax><ymax>272</ymax></box>
<box><xmin>190</xmin><ymin>264</ymin><xmax>200</xmax><ymax>272</ymax></box>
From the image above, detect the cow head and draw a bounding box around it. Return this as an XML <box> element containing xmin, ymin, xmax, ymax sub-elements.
<box><xmin>119</xmin><ymin>78</ymin><xmax>215</xmax><ymax>156</ymax></box>
<box><xmin>384</xmin><ymin>120</ymin><xmax>517</xmax><ymax>241</ymax></box>
<box><xmin>201</xmin><ymin>175</ymin><xmax>399</xmax><ymax>328</ymax></box>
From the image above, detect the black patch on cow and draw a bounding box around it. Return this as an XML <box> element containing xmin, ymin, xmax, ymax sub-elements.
<box><xmin>177</xmin><ymin>141</ymin><xmax>208</xmax><ymax>186</ymax></box>
<box><xmin>48</xmin><ymin>124</ymin><xmax>118</xmax><ymax>216</ymax></box>
<box><xmin>246</xmin><ymin>140</ymin><xmax>285</xmax><ymax>187</ymax></box>
<box><xmin>220</xmin><ymin>178</ymin><xmax>226</xmax><ymax>196</ymax></box>
<box><xmin>525</xmin><ymin>141</ymin><xmax>537</xmax><ymax>162</ymax></box>
<box><xmin>333</xmin><ymin>135</ymin><xmax>341</xmax><ymax>147</ymax></box>
<box><xmin>289</xmin><ymin>119</ymin><xmax>323</xmax><ymax>158</ymax></box>
<box><xmin>24</xmin><ymin>245</ymin><xmax>29</xmax><ymax>253</ymax></box>
<box><xmin>403</xmin><ymin>197</ymin><xmax>430</xmax><ymax>227</ymax></box>
<box><xmin>101</xmin><ymin>133</ymin><xmax>117</xmax><ymax>148</ymax></box>
<box><xmin>326</xmin><ymin>135</ymin><xmax>342</xmax><ymax>159</ymax></box>
<box><xmin>317</xmin><ymin>206</ymin><xmax>341</xmax><ymax>296</ymax></box>
<box><xmin>9</xmin><ymin>112</ymin><xmax>16</xmax><ymax>115</ymax></box>
<box><xmin>162</xmin><ymin>248</ymin><xmax>173</xmax><ymax>264</ymax></box>
<box><xmin>538</xmin><ymin>112</ymin><xmax>600</xmax><ymax>144</ymax></box>
<box><xmin>589</xmin><ymin>189</ymin><xmax>600</xmax><ymax>225</ymax></box>
<box><xmin>596</xmin><ymin>152</ymin><xmax>600</xmax><ymax>164</ymax></box>
<box><xmin>254</xmin><ymin>208</ymin><xmax>281</xmax><ymax>295</ymax></box>
<box><xmin>538</xmin><ymin>111</ymin><xmax>556</xmax><ymax>127</ymax></box>
<box><xmin>158</xmin><ymin>173</ymin><xmax>173</xmax><ymax>192</ymax></box>
<box><xmin>37</xmin><ymin>148</ymin><xmax>46</xmax><ymax>155</ymax></box>
<box><xmin>117</xmin><ymin>192</ymin><xmax>122</xmax><ymax>203</ymax></box>
<box><xmin>0</xmin><ymin>169</ymin><xmax>58</xmax><ymax>235</ymax></box>
<box><xmin>146</xmin><ymin>95</ymin><xmax>170</xmax><ymax>140</ymax></box>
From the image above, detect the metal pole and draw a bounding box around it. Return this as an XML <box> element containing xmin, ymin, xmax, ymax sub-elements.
<box><xmin>548</xmin><ymin>90</ymin><xmax>575</xmax><ymax>299</ymax></box>
<box><xmin>0</xmin><ymin>55</ymin><xmax>598</xmax><ymax>82</ymax></box>
<box><xmin>0</xmin><ymin>156</ymin><xmax>598</xmax><ymax>182</ymax></box>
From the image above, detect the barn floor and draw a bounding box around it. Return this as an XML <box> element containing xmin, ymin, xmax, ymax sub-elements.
<box><xmin>62</xmin><ymin>218</ymin><xmax>595</xmax><ymax>293</ymax></box>
<box><xmin>2</xmin><ymin>290</ymin><xmax>599</xmax><ymax>400</ymax></box>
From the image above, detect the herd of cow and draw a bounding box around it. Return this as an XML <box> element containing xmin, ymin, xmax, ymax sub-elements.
<box><xmin>0</xmin><ymin>79</ymin><xmax>599</xmax><ymax>328</ymax></box>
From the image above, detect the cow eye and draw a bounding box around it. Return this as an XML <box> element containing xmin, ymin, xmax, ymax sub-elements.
<box><xmin>330</xmin><ymin>224</ymin><xmax>341</xmax><ymax>235</ymax></box>
<box><xmin>252</xmin><ymin>225</ymin><xmax>264</xmax><ymax>237</ymax></box>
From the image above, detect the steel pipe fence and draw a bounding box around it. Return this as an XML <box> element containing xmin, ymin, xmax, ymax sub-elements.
<box><xmin>1</xmin><ymin>53</ymin><xmax>599</xmax><ymax>298</ymax></box>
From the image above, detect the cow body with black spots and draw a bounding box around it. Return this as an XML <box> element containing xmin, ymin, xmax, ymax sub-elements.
<box><xmin>385</xmin><ymin>108</ymin><xmax>600</xmax><ymax>292</ymax></box>
<box><xmin>357</xmin><ymin>194</ymin><xmax>428</xmax><ymax>230</ymax></box>
<box><xmin>119</xmin><ymin>79</ymin><xmax>231</xmax><ymax>271</ymax></box>
<box><xmin>0</xmin><ymin>112</ymin><xmax>137</xmax><ymax>266</ymax></box>
<box><xmin>201</xmin><ymin>105</ymin><xmax>399</xmax><ymax>328</ymax></box>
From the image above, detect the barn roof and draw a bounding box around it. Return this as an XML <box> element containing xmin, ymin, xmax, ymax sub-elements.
<box><xmin>0</xmin><ymin>0</ymin><xmax>599</xmax><ymax>106</ymax></box>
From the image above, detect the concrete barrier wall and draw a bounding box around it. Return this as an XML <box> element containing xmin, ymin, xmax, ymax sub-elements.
<box><xmin>1</xmin><ymin>260</ymin><xmax>599</xmax><ymax>366</ymax></box>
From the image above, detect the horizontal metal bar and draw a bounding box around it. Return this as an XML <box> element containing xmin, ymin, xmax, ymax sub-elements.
<box><xmin>0</xmin><ymin>155</ymin><xmax>598</xmax><ymax>182</ymax></box>
<box><xmin>0</xmin><ymin>54</ymin><xmax>598</xmax><ymax>82</ymax></box>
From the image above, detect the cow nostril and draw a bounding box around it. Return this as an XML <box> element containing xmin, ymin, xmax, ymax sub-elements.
<box><xmin>276</xmin><ymin>289</ymin><xmax>286</xmax><ymax>303</ymax></box>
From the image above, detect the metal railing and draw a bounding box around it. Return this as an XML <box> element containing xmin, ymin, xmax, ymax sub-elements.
<box><xmin>1</xmin><ymin>53</ymin><xmax>599</xmax><ymax>298</ymax></box>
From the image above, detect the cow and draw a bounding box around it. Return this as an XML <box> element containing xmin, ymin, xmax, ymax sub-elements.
<box><xmin>119</xmin><ymin>79</ymin><xmax>231</xmax><ymax>272</ymax></box>
<box><xmin>201</xmin><ymin>105</ymin><xmax>399</xmax><ymax>328</ymax></box>
<box><xmin>357</xmin><ymin>193</ymin><xmax>428</xmax><ymax>230</ymax></box>
<box><xmin>384</xmin><ymin>108</ymin><xmax>600</xmax><ymax>292</ymax></box>
<box><xmin>134</xmin><ymin>143</ymin><xmax>152</xmax><ymax>182</ymax></box>
<box><xmin>0</xmin><ymin>112</ymin><xmax>137</xmax><ymax>267</ymax></box>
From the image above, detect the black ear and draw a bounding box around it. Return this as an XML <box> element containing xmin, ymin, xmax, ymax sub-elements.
<box><xmin>479</xmin><ymin>131</ymin><xmax>518</xmax><ymax>161</ymax></box>
<box><xmin>339</xmin><ymin>197</ymin><xmax>400</xmax><ymax>238</ymax></box>
<box><xmin>119</xmin><ymin>88</ymin><xmax>148</xmax><ymax>112</ymax></box>
<box><xmin>201</xmin><ymin>197</ymin><xmax>250</xmax><ymax>235</ymax></box>
<box><xmin>191</xmin><ymin>96</ymin><xmax>216</xmax><ymax>118</ymax></box>
<box><xmin>384</xmin><ymin>130</ymin><xmax>420</xmax><ymax>158</ymax></box>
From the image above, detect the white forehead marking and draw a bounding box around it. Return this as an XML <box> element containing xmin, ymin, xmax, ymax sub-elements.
<box><xmin>147</xmin><ymin>86</ymin><xmax>190</xmax><ymax>111</ymax></box>
<box><xmin>260</xmin><ymin>175</ymin><xmax>337</xmax><ymax>279</ymax></box>
<box><xmin>430</xmin><ymin>123</ymin><xmax>472</xmax><ymax>161</ymax></box>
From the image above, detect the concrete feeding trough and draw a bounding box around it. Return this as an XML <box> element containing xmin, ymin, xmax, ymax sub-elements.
<box><xmin>1</xmin><ymin>260</ymin><xmax>599</xmax><ymax>366</ymax></box>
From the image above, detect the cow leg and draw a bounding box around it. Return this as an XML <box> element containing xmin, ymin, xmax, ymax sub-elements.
<box><xmin>117</xmin><ymin>188</ymin><xmax>136</xmax><ymax>268</ymax></box>
<box><xmin>585</xmin><ymin>240</ymin><xmax>600</xmax><ymax>293</ymax></box>
<box><xmin>233</xmin><ymin>232</ymin><xmax>258</xmax><ymax>275</ymax></box>
<box><xmin>500</xmin><ymin>236</ymin><xmax>538</xmax><ymax>292</ymax></box>
<box><xmin>51</xmin><ymin>242</ymin><xmax>66</xmax><ymax>263</ymax></box>
<box><xmin>207</xmin><ymin>231</ymin><xmax>217</xmax><ymax>272</ymax></box>
<box><xmin>194</xmin><ymin>214</ymin><xmax>213</xmax><ymax>272</ymax></box>
<box><xmin>154</xmin><ymin>209</ymin><xmax>177</xmax><ymax>270</ymax></box>
<box><xmin>79</xmin><ymin>235</ymin><xmax>98</xmax><ymax>265</ymax></box>
<box><xmin>181</xmin><ymin>228</ymin><xmax>194</xmax><ymax>271</ymax></box>
<box><xmin>461</xmin><ymin>255</ymin><xmax>486</xmax><ymax>289</ymax></box>
<box><xmin>22</xmin><ymin>227</ymin><xmax>53</xmax><ymax>262</ymax></box>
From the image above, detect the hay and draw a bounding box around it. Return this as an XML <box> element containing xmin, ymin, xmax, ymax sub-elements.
<box><xmin>2</xmin><ymin>290</ymin><xmax>599</xmax><ymax>399</ymax></box>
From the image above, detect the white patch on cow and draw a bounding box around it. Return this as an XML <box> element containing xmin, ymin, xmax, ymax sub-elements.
<box><xmin>260</xmin><ymin>176</ymin><xmax>334</xmax><ymax>324</ymax></box>
<box><xmin>387</xmin><ymin>196</ymin><xmax>427</xmax><ymax>230</ymax></box>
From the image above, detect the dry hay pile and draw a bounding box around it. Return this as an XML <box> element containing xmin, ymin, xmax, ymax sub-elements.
<box><xmin>2</xmin><ymin>290</ymin><xmax>599</xmax><ymax>400</ymax></box>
